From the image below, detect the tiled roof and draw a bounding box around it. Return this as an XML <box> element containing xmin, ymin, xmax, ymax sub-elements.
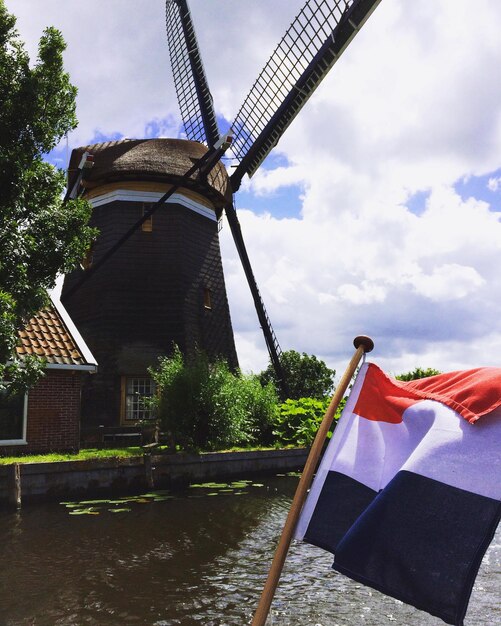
<box><xmin>16</xmin><ymin>299</ymin><xmax>96</xmax><ymax>370</ymax></box>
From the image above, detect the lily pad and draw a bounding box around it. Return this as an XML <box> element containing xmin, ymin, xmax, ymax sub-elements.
<box><xmin>140</xmin><ymin>490</ymin><xmax>172</xmax><ymax>497</ymax></box>
<box><xmin>69</xmin><ymin>508</ymin><xmax>99</xmax><ymax>516</ymax></box>
<box><xmin>190</xmin><ymin>482</ymin><xmax>228</xmax><ymax>489</ymax></box>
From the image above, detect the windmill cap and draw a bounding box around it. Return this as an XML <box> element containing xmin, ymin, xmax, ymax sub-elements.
<box><xmin>67</xmin><ymin>138</ymin><xmax>231</xmax><ymax>214</ymax></box>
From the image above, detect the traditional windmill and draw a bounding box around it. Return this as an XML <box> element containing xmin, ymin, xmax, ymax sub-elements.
<box><xmin>61</xmin><ymin>0</ymin><xmax>380</xmax><ymax>430</ymax></box>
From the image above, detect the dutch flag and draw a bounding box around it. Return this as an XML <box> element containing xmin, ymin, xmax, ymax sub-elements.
<box><xmin>295</xmin><ymin>362</ymin><xmax>501</xmax><ymax>625</ymax></box>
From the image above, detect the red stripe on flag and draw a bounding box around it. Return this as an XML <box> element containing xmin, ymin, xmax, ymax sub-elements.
<box><xmin>404</xmin><ymin>367</ymin><xmax>501</xmax><ymax>423</ymax></box>
<box><xmin>353</xmin><ymin>364</ymin><xmax>421</xmax><ymax>423</ymax></box>
<box><xmin>354</xmin><ymin>364</ymin><xmax>501</xmax><ymax>424</ymax></box>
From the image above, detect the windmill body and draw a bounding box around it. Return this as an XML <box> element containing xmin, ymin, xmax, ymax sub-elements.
<box><xmin>62</xmin><ymin>138</ymin><xmax>238</xmax><ymax>427</ymax></box>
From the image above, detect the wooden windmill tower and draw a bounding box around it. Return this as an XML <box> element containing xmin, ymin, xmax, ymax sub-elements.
<box><xmin>62</xmin><ymin>0</ymin><xmax>380</xmax><ymax>429</ymax></box>
<box><xmin>62</xmin><ymin>139</ymin><xmax>237</xmax><ymax>427</ymax></box>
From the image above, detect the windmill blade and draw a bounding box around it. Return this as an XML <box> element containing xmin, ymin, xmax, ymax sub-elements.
<box><xmin>224</xmin><ymin>201</ymin><xmax>289</xmax><ymax>398</ymax></box>
<box><xmin>229</xmin><ymin>0</ymin><xmax>381</xmax><ymax>190</ymax></box>
<box><xmin>166</xmin><ymin>0</ymin><xmax>220</xmax><ymax>147</ymax></box>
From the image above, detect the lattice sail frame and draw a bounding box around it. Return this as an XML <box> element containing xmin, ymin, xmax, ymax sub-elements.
<box><xmin>229</xmin><ymin>0</ymin><xmax>381</xmax><ymax>188</ymax></box>
<box><xmin>166</xmin><ymin>0</ymin><xmax>220</xmax><ymax>148</ymax></box>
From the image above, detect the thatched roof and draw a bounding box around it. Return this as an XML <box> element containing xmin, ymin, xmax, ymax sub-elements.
<box><xmin>68</xmin><ymin>138</ymin><xmax>231</xmax><ymax>210</ymax></box>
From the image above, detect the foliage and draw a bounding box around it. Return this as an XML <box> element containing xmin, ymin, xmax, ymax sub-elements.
<box><xmin>260</xmin><ymin>350</ymin><xmax>335</xmax><ymax>400</ymax></box>
<box><xmin>149</xmin><ymin>347</ymin><xmax>278</xmax><ymax>451</ymax></box>
<box><xmin>0</xmin><ymin>1</ymin><xmax>95</xmax><ymax>389</ymax></box>
<box><xmin>272</xmin><ymin>396</ymin><xmax>344</xmax><ymax>447</ymax></box>
<box><xmin>396</xmin><ymin>367</ymin><xmax>442</xmax><ymax>381</ymax></box>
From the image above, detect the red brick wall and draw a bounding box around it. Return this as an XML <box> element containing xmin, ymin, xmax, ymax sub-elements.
<box><xmin>0</xmin><ymin>370</ymin><xmax>83</xmax><ymax>455</ymax></box>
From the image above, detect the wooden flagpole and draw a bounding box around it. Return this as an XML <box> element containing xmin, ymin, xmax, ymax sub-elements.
<box><xmin>251</xmin><ymin>335</ymin><xmax>374</xmax><ymax>626</ymax></box>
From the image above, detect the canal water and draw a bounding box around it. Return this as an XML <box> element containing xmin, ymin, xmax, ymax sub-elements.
<box><xmin>0</xmin><ymin>474</ymin><xmax>499</xmax><ymax>625</ymax></box>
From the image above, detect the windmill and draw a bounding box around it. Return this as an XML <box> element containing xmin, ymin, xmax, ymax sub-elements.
<box><xmin>165</xmin><ymin>0</ymin><xmax>381</xmax><ymax>392</ymax></box>
<box><xmin>61</xmin><ymin>0</ymin><xmax>380</xmax><ymax>430</ymax></box>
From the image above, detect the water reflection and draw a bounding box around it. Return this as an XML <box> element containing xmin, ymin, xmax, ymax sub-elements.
<box><xmin>0</xmin><ymin>475</ymin><xmax>498</xmax><ymax>625</ymax></box>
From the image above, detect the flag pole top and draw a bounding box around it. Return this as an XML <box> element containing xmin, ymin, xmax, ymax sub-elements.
<box><xmin>354</xmin><ymin>335</ymin><xmax>374</xmax><ymax>353</ymax></box>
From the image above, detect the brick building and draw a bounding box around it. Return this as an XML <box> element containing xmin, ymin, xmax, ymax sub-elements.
<box><xmin>0</xmin><ymin>295</ymin><xmax>97</xmax><ymax>454</ymax></box>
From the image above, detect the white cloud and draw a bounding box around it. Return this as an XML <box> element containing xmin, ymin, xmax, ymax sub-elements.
<box><xmin>409</xmin><ymin>264</ymin><xmax>485</xmax><ymax>302</ymax></box>
<box><xmin>245</xmin><ymin>163</ymin><xmax>306</xmax><ymax>197</ymax></box>
<box><xmin>337</xmin><ymin>282</ymin><xmax>387</xmax><ymax>306</ymax></box>
<box><xmin>488</xmin><ymin>177</ymin><xmax>501</xmax><ymax>192</ymax></box>
<box><xmin>8</xmin><ymin>0</ymin><xmax>501</xmax><ymax>377</ymax></box>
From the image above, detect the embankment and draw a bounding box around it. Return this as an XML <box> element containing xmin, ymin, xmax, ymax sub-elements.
<box><xmin>0</xmin><ymin>447</ymin><xmax>308</xmax><ymax>505</ymax></box>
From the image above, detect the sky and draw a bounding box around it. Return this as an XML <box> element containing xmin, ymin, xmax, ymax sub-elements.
<box><xmin>5</xmin><ymin>0</ymin><xmax>501</xmax><ymax>378</ymax></box>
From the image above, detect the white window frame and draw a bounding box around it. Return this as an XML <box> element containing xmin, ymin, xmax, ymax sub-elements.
<box><xmin>121</xmin><ymin>376</ymin><xmax>156</xmax><ymax>424</ymax></box>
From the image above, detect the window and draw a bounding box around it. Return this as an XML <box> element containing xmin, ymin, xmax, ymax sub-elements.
<box><xmin>141</xmin><ymin>203</ymin><xmax>153</xmax><ymax>232</ymax></box>
<box><xmin>203</xmin><ymin>287</ymin><xmax>212</xmax><ymax>310</ymax></box>
<box><xmin>122</xmin><ymin>377</ymin><xmax>156</xmax><ymax>422</ymax></box>
<box><xmin>0</xmin><ymin>385</ymin><xmax>27</xmax><ymax>445</ymax></box>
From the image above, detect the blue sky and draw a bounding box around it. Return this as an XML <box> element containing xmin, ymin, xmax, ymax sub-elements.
<box><xmin>237</xmin><ymin>154</ymin><xmax>304</xmax><ymax>219</ymax></box>
<box><xmin>406</xmin><ymin>167</ymin><xmax>501</xmax><ymax>216</ymax></box>
<box><xmin>8</xmin><ymin>0</ymin><xmax>501</xmax><ymax>376</ymax></box>
<box><xmin>455</xmin><ymin>168</ymin><xmax>501</xmax><ymax>211</ymax></box>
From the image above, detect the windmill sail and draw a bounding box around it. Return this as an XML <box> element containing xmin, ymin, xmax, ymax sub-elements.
<box><xmin>229</xmin><ymin>0</ymin><xmax>381</xmax><ymax>190</ymax></box>
<box><xmin>166</xmin><ymin>0</ymin><xmax>220</xmax><ymax>147</ymax></box>
<box><xmin>164</xmin><ymin>0</ymin><xmax>382</xmax><ymax>395</ymax></box>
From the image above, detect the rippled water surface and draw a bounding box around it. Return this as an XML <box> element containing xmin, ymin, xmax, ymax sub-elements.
<box><xmin>0</xmin><ymin>474</ymin><xmax>499</xmax><ymax>625</ymax></box>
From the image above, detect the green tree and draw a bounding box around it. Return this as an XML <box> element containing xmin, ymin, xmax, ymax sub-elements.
<box><xmin>396</xmin><ymin>367</ymin><xmax>441</xmax><ymax>381</ymax></box>
<box><xmin>0</xmin><ymin>2</ymin><xmax>95</xmax><ymax>390</ymax></box>
<box><xmin>259</xmin><ymin>350</ymin><xmax>335</xmax><ymax>400</ymax></box>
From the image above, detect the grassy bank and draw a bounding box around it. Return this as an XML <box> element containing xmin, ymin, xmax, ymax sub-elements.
<box><xmin>0</xmin><ymin>445</ymin><xmax>289</xmax><ymax>465</ymax></box>
<box><xmin>0</xmin><ymin>447</ymin><xmax>147</xmax><ymax>465</ymax></box>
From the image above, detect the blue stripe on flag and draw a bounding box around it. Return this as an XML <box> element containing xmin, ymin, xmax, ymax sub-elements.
<box><xmin>304</xmin><ymin>471</ymin><xmax>376</xmax><ymax>553</ymax></box>
<box><xmin>333</xmin><ymin>470</ymin><xmax>501</xmax><ymax>626</ymax></box>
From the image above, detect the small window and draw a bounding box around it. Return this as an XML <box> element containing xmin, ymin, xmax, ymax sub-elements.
<box><xmin>122</xmin><ymin>377</ymin><xmax>156</xmax><ymax>422</ymax></box>
<box><xmin>142</xmin><ymin>204</ymin><xmax>153</xmax><ymax>232</ymax></box>
<box><xmin>0</xmin><ymin>385</ymin><xmax>27</xmax><ymax>445</ymax></box>
<box><xmin>203</xmin><ymin>288</ymin><xmax>212</xmax><ymax>310</ymax></box>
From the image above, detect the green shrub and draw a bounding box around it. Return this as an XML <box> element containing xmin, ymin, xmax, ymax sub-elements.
<box><xmin>236</xmin><ymin>375</ymin><xmax>279</xmax><ymax>445</ymax></box>
<box><xmin>272</xmin><ymin>397</ymin><xmax>327</xmax><ymax>447</ymax></box>
<box><xmin>149</xmin><ymin>348</ymin><xmax>278</xmax><ymax>451</ymax></box>
<box><xmin>272</xmin><ymin>396</ymin><xmax>347</xmax><ymax>447</ymax></box>
<box><xmin>149</xmin><ymin>346</ymin><xmax>202</xmax><ymax>450</ymax></box>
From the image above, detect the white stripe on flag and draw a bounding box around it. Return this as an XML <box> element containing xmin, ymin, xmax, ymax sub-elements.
<box><xmin>295</xmin><ymin>362</ymin><xmax>370</xmax><ymax>540</ymax></box>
